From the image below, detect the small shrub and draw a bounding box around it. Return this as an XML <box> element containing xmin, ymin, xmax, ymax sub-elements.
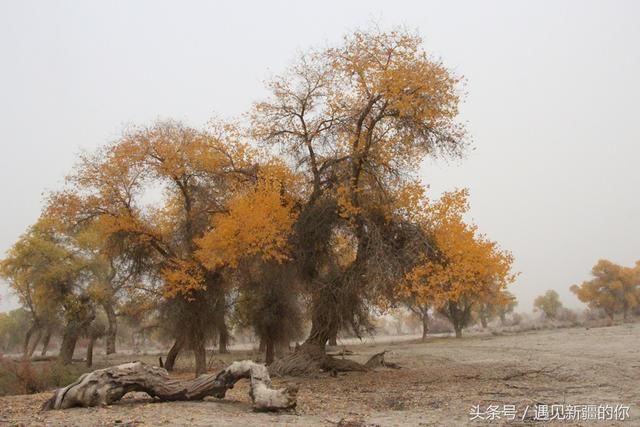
<box><xmin>556</xmin><ymin>308</ymin><xmax>578</xmax><ymax>323</ymax></box>
<box><xmin>509</xmin><ymin>313</ymin><xmax>522</xmax><ymax>326</ymax></box>
<box><xmin>0</xmin><ymin>356</ymin><xmax>88</xmax><ymax>396</ymax></box>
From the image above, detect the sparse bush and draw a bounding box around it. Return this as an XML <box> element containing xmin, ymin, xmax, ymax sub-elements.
<box><xmin>583</xmin><ymin>308</ymin><xmax>605</xmax><ymax>321</ymax></box>
<box><xmin>508</xmin><ymin>312</ymin><xmax>523</xmax><ymax>326</ymax></box>
<box><xmin>556</xmin><ymin>307</ymin><xmax>578</xmax><ymax>323</ymax></box>
<box><xmin>0</xmin><ymin>356</ymin><xmax>89</xmax><ymax>396</ymax></box>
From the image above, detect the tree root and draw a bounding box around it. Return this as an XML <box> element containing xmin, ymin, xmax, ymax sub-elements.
<box><xmin>42</xmin><ymin>360</ymin><xmax>297</xmax><ymax>412</ymax></box>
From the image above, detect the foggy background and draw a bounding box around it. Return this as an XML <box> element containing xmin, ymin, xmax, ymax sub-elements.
<box><xmin>1</xmin><ymin>0</ymin><xmax>639</xmax><ymax>312</ymax></box>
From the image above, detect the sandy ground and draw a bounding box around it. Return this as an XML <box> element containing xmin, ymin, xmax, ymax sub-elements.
<box><xmin>0</xmin><ymin>323</ymin><xmax>638</xmax><ymax>426</ymax></box>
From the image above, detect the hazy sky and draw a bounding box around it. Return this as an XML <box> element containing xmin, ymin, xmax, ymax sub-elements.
<box><xmin>1</xmin><ymin>0</ymin><xmax>639</xmax><ymax>312</ymax></box>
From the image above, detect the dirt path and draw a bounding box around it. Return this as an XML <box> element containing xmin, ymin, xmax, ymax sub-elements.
<box><xmin>1</xmin><ymin>323</ymin><xmax>637</xmax><ymax>426</ymax></box>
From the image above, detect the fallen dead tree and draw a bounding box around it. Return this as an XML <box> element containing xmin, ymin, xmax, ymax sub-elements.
<box><xmin>42</xmin><ymin>360</ymin><xmax>297</xmax><ymax>412</ymax></box>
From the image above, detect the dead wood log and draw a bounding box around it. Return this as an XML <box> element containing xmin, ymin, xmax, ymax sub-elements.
<box><xmin>42</xmin><ymin>360</ymin><xmax>297</xmax><ymax>412</ymax></box>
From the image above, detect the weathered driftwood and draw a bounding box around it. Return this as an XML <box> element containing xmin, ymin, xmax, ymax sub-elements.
<box><xmin>42</xmin><ymin>360</ymin><xmax>297</xmax><ymax>412</ymax></box>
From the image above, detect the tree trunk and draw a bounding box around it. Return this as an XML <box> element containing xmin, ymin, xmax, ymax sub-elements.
<box><xmin>58</xmin><ymin>332</ymin><xmax>79</xmax><ymax>365</ymax></box>
<box><xmin>164</xmin><ymin>335</ymin><xmax>185</xmax><ymax>372</ymax></box>
<box><xmin>58</xmin><ymin>297</ymin><xmax>95</xmax><ymax>365</ymax></box>
<box><xmin>23</xmin><ymin>323</ymin><xmax>38</xmax><ymax>359</ymax></box>
<box><xmin>258</xmin><ymin>337</ymin><xmax>266</xmax><ymax>353</ymax></box>
<box><xmin>480</xmin><ymin>312</ymin><xmax>488</xmax><ymax>329</ymax></box>
<box><xmin>27</xmin><ymin>329</ymin><xmax>43</xmax><ymax>358</ymax></box>
<box><xmin>193</xmin><ymin>339</ymin><xmax>207</xmax><ymax>377</ymax></box>
<box><xmin>500</xmin><ymin>313</ymin><xmax>506</xmax><ymax>326</ymax></box>
<box><xmin>103</xmin><ymin>302</ymin><xmax>117</xmax><ymax>355</ymax></box>
<box><xmin>269</xmin><ymin>319</ymin><xmax>368</xmax><ymax>376</ymax></box>
<box><xmin>270</xmin><ymin>320</ymin><xmax>326</xmax><ymax>376</ymax></box>
<box><xmin>454</xmin><ymin>325</ymin><xmax>462</xmax><ymax>338</ymax></box>
<box><xmin>218</xmin><ymin>326</ymin><xmax>229</xmax><ymax>354</ymax></box>
<box><xmin>421</xmin><ymin>314</ymin><xmax>429</xmax><ymax>341</ymax></box>
<box><xmin>40</xmin><ymin>329</ymin><xmax>52</xmax><ymax>357</ymax></box>
<box><xmin>445</xmin><ymin>300</ymin><xmax>467</xmax><ymax>339</ymax></box>
<box><xmin>42</xmin><ymin>361</ymin><xmax>297</xmax><ymax>412</ymax></box>
<box><xmin>328</xmin><ymin>332</ymin><xmax>338</xmax><ymax>346</ymax></box>
<box><xmin>86</xmin><ymin>337</ymin><xmax>96</xmax><ymax>367</ymax></box>
<box><xmin>265</xmin><ymin>336</ymin><xmax>275</xmax><ymax>366</ymax></box>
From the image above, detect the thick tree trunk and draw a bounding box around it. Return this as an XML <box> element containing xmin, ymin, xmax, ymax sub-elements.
<box><xmin>23</xmin><ymin>323</ymin><xmax>38</xmax><ymax>359</ymax></box>
<box><xmin>27</xmin><ymin>329</ymin><xmax>43</xmax><ymax>358</ymax></box>
<box><xmin>328</xmin><ymin>330</ymin><xmax>338</xmax><ymax>346</ymax></box>
<box><xmin>86</xmin><ymin>337</ymin><xmax>96</xmax><ymax>367</ymax></box>
<box><xmin>40</xmin><ymin>329</ymin><xmax>52</xmax><ymax>357</ymax></box>
<box><xmin>328</xmin><ymin>337</ymin><xmax>337</xmax><ymax>346</ymax></box>
<box><xmin>258</xmin><ymin>337</ymin><xmax>266</xmax><ymax>353</ymax></box>
<box><xmin>193</xmin><ymin>339</ymin><xmax>207</xmax><ymax>377</ymax></box>
<box><xmin>218</xmin><ymin>326</ymin><xmax>229</xmax><ymax>354</ymax></box>
<box><xmin>444</xmin><ymin>300</ymin><xmax>468</xmax><ymax>339</ymax></box>
<box><xmin>103</xmin><ymin>302</ymin><xmax>117</xmax><ymax>355</ymax></box>
<box><xmin>164</xmin><ymin>335</ymin><xmax>185</xmax><ymax>372</ymax></box>
<box><xmin>213</xmin><ymin>292</ymin><xmax>230</xmax><ymax>354</ymax></box>
<box><xmin>58</xmin><ymin>333</ymin><xmax>79</xmax><ymax>365</ymax></box>
<box><xmin>58</xmin><ymin>297</ymin><xmax>95</xmax><ymax>364</ymax></box>
<box><xmin>270</xmin><ymin>323</ymin><xmax>368</xmax><ymax>376</ymax></box>
<box><xmin>42</xmin><ymin>361</ymin><xmax>298</xmax><ymax>412</ymax></box>
<box><xmin>454</xmin><ymin>325</ymin><xmax>462</xmax><ymax>338</ymax></box>
<box><xmin>265</xmin><ymin>336</ymin><xmax>275</xmax><ymax>366</ymax></box>
<box><xmin>58</xmin><ymin>317</ymin><xmax>95</xmax><ymax>365</ymax></box>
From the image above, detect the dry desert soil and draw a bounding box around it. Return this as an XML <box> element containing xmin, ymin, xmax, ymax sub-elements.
<box><xmin>0</xmin><ymin>323</ymin><xmax>638</xmax><ymax>426</ymax></box>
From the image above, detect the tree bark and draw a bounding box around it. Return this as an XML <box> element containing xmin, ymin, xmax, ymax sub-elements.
<box><xmin>86</xmin><ymin>337</ymin><xmax>95</xmax><ymax>367</ymax></box>
<box><xmin>58</xmin><ymin>318</ymin><xmax>95</xmax><ymax>365</ymax></box>
<box><xmin>443</xmin><ymin>300</ymin><xmax>469</xmax><ymax>339</ymax></box>
<box><xmin>265</xmin><ymin>336</ymin><xmax>275</xmax><ymax>366</ymax></box>
<box><xmin>454</xmin><ymin>325</ymin><xmax>462</xmax><ymax>339</ymax></box>
<box><xmin>103</xmin><ymin>302</ymin><xmax>117</xmax><ymax>355</ymax></box>
<box><xmin>27</xmin><ymin>329</ymin><xmax>43</xmax><ymax>358</ymax></box>
<box><xmin>40</xmin><ymin>329</ymin><xmax>52</xmax><ymax>357</ymax></box>
<box><xmin>480</xmin><ymin>313</ymin><xmax>488</xmax><ymax>329</ymax></box>
<box><xmin>42</xmin><ymin>361</ymin><xmax>298</xmax><ymax>412</ymax></box>
<box><xmin>58</xmin><ymin>332</ymin><xmax>79</xmax><ymax>365</ymax></box>
<box><xmin>421</xmin><ymin>314</ymin><xmax>429</xmax><ymax>341</ymax></box>
<box><xmin>164</xmin><ymin>335</ymin><xmax>185</xmax><ymax>372</ymax></box>
<box><xmin>58</xmin><ymin>297</ymin><xmax>95</xmax><ymax>365</ymax></box>
<box><xmin>218</xmin><ymin>326</ymin><xmax>229</xmax><ymax>354</ymax></box>
<box><xmin>193</xmin><ymin>339</ymin><xmax>207</xmax><ymax>377</ymax></box>
<box><xmin>23</xmin><ymin>323</ymin><xmax>38</xmax><ymax>359</ymax></box>
<box><xmin>328</xmin><ymin>330</ymin><xmax>338</xmax><ymax>346</ymax></box>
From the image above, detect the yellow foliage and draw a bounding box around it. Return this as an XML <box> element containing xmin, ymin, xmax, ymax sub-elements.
<box><xmin>195</xmin><ymin>168</ymin><xmax>298</xmax><ymax>269</ymax></box>
<box><xmin>402</xmin><ymin>189</ymin><xmax>516</xmax><ymax>309</ymax></box>
<box><xmin>571</xmin><ymin>259</ymin><xmax>640</xmax><ymax>318</ymax></box>
<box><xmin>161</xmin><ymin>259</ymin><xmax>205</xmax><ymax>299</ymax></box>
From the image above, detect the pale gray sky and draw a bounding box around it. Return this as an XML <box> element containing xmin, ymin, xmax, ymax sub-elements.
<box><xmin>1</xmin><ymin>0</ymin><xmax>639</xmax><ymax>312</ymax></box>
